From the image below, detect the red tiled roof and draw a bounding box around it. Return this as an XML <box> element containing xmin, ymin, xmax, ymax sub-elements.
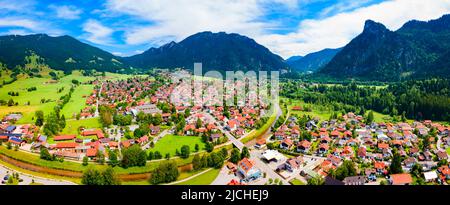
<box><xmin>298</xmin><ymin>140</ymin><xmax>311</xmax><ymax>148</ymax></box>
<box><xmin>391</xmin><ymin>173</ymin><xmax>413</xmax><ymax>185</ymax></box>
<box><xmin>54</xmin><ymin>135</ymin><xmax>76</xmax><ymax>141</ymax></box>
<box><xmin>374</xmin><ymin>162</ymin><xmax>386</xmax><ymax>169</ymax></box>
<box><xmin>238</xmin><ymin>158</ymin><xmax>254</xmax><ymax>174</ymax></box>
<box><xmin>86</xmin><ymin>148</ymin><xmax>97</xmax><ymax>157</ymax></box>
<box><xmin>55</xmin><ymin>142</ymin><xmax>79</xmax><ymax>149</ymax></box>
<box><xmin>378</xmin><ymin>143</ymin><xmax>389</xmax><ymax>149</ymax></box>
<box><xmin>108</xmin><ymin>141</ymin><xmax>118</xmax><ymax>147</ymax></box>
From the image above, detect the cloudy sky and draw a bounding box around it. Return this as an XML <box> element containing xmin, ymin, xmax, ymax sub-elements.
<box><xmin>0</xmin><ymin>0</ymin><xmax>449</xmax><ymax>58</ymax></box>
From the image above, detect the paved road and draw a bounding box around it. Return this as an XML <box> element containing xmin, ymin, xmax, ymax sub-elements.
<box><xmin>0</xmin><ymin>164</ymin><xmax>75</xmax><ymax>185</ymax></box>
<box><xmin>94</xmin><ymin>82</ymin><xmax>103</xmax><ymax>118</ymax></box>
<box><xmin>208</xmin><ymin>101</ymin><xmax>289</xmax><ymax>184</ymax></box>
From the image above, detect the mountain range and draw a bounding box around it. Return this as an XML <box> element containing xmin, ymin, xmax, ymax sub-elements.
<box><xmin>0</xmin><ymin>31</ymin><xmax>287</xmax><ymax>74</ymax></box>
<box><xmin>0</xmin><ymin>14</ymin><xmax>449</xmax><ymax>81</ymax></box>
<box><xmin>287</xmin><ymin>48</ymin><xmax>341</xmax><ymax>73</ymax></box>
<box><xmin>318</xmin><ymin>14</ymin><xmax>450</xmax><ymax>81</ymax></box>
<box><xmin>0</xmin><ymin>34</ymin><xmax>126</xmax><ymax>73</ymax></box>
<box><xmin>124</xmin><ymin>31</ymin><xmax>287</xmax><ymax>72</ymax></box>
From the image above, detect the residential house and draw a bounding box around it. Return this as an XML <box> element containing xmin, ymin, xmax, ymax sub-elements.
<box><xmin>237</xmin><ymin>158</ymin><xmax>261</xmax><ymax>182</ymax></box>
<box><xmin>389</xmin><ymin>173</ymin><xmax>413</xmax><ymax>185</ymax></box>
<box><xmin>343</xmin><ymin>176</ymin><xmax>366</xmax><ymax>185</ymax></box>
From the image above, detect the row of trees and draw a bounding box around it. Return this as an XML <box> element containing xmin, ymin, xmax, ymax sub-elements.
<box><xmin>81</xmin><ymin>166</ymin><xmax>121</xmax><ymax>185</ymax></box>
<box><xmin>192</xmin><ymin>148</ymin><xmax>229</xmax><ymax>171</ymax></box>
<box><xmin>281</xmin><ymin>78</ymin><xmax>450</xmax><ymax>121</ymax></box>
<box><xmin>42</xmin><ymin>107</ymin><xmax>66</xmax><ymax>137</ymax></box>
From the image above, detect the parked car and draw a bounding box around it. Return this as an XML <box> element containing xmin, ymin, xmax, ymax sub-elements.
<box><xmin>3</xmin><ymin>175</ymin><xmax>9</xmax><ymax>180</ymax></box>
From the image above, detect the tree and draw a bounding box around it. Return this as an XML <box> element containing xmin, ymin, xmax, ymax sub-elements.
<box><xmin>366</xmin><ymin>111</ymin><xmax>374</xmax><ymax>124</ymax></box>
<box><xmin>147</xmin><ymin>151</ymin><xmax>154</xmax><ymax>161</ymax></box>
<box><xmin>410</xmin><ymin>163</ymin><xmax>423</xmax><ymax>178</ymax></box>
<box><xmin>154</xmin><ymin>151</ymin><xmax>162</xmax><ymax>159</ymax></box>
<box><xmin>196</xmin><ymin>118</ymin><xmax>202</xmax><ymax>129</ymax></box>
<box><xmin>307</xmin><ymin>175</ymin><xmax>324</xmax><ymax>185</ymax></box>
<box><xmin>108</xmin><ymin>150</ymin><xmax>119</xmax><ymax>167</ymax></box>
<box><xmin>121</xmin><ymin>145</ymin><xmax>147</xmax><ymax>168</ymax></box>
<box><xmin>82</xmin><ymin>156</ymin><xmax>89</xmax><ymax>166</ymax></box>
<box><xmin>241</xmin><ymin>147</ymin><xmax>250</xmax><ymax>159</ymax></box>
<box><xmin>333</xmin><ymin>160</ymin><xmax>357</xmax><ymax>180</ymax></box>
<box><xmin>205</xmin><ymin>142</ymin><xmax>214</xmax><ymax>152</ymax></box>
<box><xmin>35</xmin><ymin>111</ymin><xmax>44</xmax><ymax>126</ymax></box>
<box><xmin>81</xmin><ymin>167</ymin><xmax>102</xmax><ymax>185</ymax></box>
<box><xmin>195</xmin><ymin>144</ymin><xmax>199</xmax><ymax>152</ymax></box>
<box><xmin>230</xmin><ymin>148</ymin><xmax>241</xmax><ymax>164</ymax></box>
<box><xmin>210</xmin><ymin>152</ymin><xmax>224</xmax><ymax>169</ymax></box>
<box><xmin>180</xmin><ymin>145</ymin><xmax>190</xmax><ymax>159</ymax></box>
<box><xmin>192</xmin><ymin>154</ymin><xmax>202</xmax><ymax>170</ymax></box>
<box><xmin>165</xmin><ymin>153</ymin><xmax>171</xmax><ymax>160</ymax></box>
<box><xmin>59</xmin><ymin>114</ymin><xmax>66</xmax><ymax>129</ymax></box>
<box><xmin>40</xmin><ymin>147</ymin><xmax>53</xmax><ymax>161</ymax></box>
<box><xmin>96</xmin><ymin>150</ymin><xmax>105</xmax><ymax>165</ymax></box>
<box><xmin>81</xmin><ymin>166</ymin><xmax>121</xmax><ymax>185</ymax></box>
<box><xmin>149</xmin><ymin>161</ymin><xmax>179</xmax><ymax>184</ymax></box>
<box><xmin>101</xmin><ymin>167</ymin><xmax>121</xmax><ymax>185</ymax></box>
<box><xmin>220</xmin><ymin>147</ymin><xmax>228</xmax><ymax>159</ymax></box>
<box><xmin>99</xmin><ymin>109</ymin><xmax>113</xmax><ymax>127</ymax></box>
<box><xmin>390</xmin><ymin>149</ymin><xmax>403</xmax><ymax>174</ymax></box>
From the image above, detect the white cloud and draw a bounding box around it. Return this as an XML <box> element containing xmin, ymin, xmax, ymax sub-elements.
<box><xmin>50</xmin><ymin>5</ymin><xmax>83</xmax><ymax>20</ymax></box>
<box><xmin>103</xmin><ymin>0</ymin><xmax>450</xmax><ymax>58</ymax></box>
<box><xmin>112</xmin><ymin>51</ymin><xmax>124</xmax><ymax>56</ymax></box>
<box><xmin>257</xmin><ymin>0</ymin><xmax>450</xmax><ymax>58</ymax></box>
<box><xmin>105</xmin><ymin>0</ymin><xmax>297</xmax><ymax>45</ymax></box>
<box><xmin>0</xmin><ymin>17</ymin><xmax>40</xmax><ymax>30</ymax></box>
<box><xmin>81</xmin><ymin>19</ymin><xmax>114</xmax><ymax>45</ymax></box>
<box><xmin>0</xmin><ymin>0</ymin><xmax>35</xmax><ymax>12</ymax></box>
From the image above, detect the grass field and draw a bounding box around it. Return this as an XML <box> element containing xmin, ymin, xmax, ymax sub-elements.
<box><xmin>61</xmin><ymin>118</ymin><xmax>102</xmax><ymax>135</ymax></box>
<box><xmin>0</xmin><ymin>71</ymin><xmax>95</xmax><ymax>123</ymax></box>
<box><xmin>174</xmin><ymin>168</ymin><xmax>220</xmax><ymax>185</ymax></box>
<box><xmin>0</xmin><ymin>145</ymin><xmax>195</xmax><ymax>175</ymax></box>
<box><xmin>61</xmin><ymin>84</ymin><xmax>95</xmax><ymax>119</ymax></box>
<box><xmin>148</xmin><ymin>134</ymin><xmax>206</xmax><ymax>156</ymax></box>
<box><xmin>0</xmin><ymin>159</ymin><xmax>81</xmax><ymax>184</ymax></box>
<box><xmin>446</xmin><ymin>147</ymin><xmax>450</xmax><ymax>155</ymax></box>
<box><xmin>283</xmin><ymin>98</ymin><xmax>332</xmax><ymax>122</ymax></box>
<box><xmin>289</xmin><ymin>178</ymin><xmax>305</xmax><ymax>185</ymax></box>
<box><xmin>283</xmin><ymin>97</ymin><xmax>391</xmax><ymax>123</ymax></box>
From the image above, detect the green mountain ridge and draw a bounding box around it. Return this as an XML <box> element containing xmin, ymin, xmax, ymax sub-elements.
<box><xmin>319</xmin><ymin>14</ymin><xmax>450</xmax><ymax>81</ymax></box>
<box><xmin>0</xmin><ymin>34</ymin><xmax>127</xmax><ymax>73</ymax></box>
<box><xmin>123</xmin><ymin>31</ymin><xmax>288</xmax><ymax>73</ymax></box>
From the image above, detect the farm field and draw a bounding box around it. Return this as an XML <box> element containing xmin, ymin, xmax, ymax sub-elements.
<box><xmin>148</xmin><ymin>134</ymin><xmax>206</xmax><ymax>156</ymax></box>
<box><xmin>0</xmin><ymin>71</ymin><xmax>96</xmax><ymax>123</ymax></box>
<box><xmin>61</xmin><ymin>84</ymin><xmax>95</xmax><ymax>119</ymax></box>
<box><xmin>283</xmin><ymin>97</ymin><xmax>333</xmax><ymax>122</ymax></box>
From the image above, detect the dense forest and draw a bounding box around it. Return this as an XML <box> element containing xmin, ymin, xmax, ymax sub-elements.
<box><xmin>281</xmin><ymin>78</ymin><xmax>450</xmax><ymax>121</ymax></box>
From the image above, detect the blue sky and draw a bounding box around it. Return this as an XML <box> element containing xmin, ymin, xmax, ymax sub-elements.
<box><xmin>0</xmin><ymin>0</ymin><xmax>449</xmax><ymax>58</ymax></box>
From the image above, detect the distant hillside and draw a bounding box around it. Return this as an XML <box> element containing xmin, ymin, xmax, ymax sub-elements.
<box><xmin>286</xmin><ymin>56</ymin><xmax>303</xmax><ymax>63</ymax></box>
<box><xmin>0</xmin><ymin>34</ymin><xmax>128</xmax><ymax>73</ymax></box>
<box><xmin>124</xmin><ymin>31</ymin><xmax>288</xmax><ymax>73</ymax></box>
<box><xmin>319</xmin><ymin>14</ymin><xmax>450</xmax><ymax>81</ymax></box>
<box><xmin>287</xmin><ymin>48</ymin><xmax>341</xmax><ymax>73</ymax></box>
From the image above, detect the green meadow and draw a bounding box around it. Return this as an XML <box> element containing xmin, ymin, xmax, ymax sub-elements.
<box><xmin>148</xmin><ymin>134</ymin><xmax>206</xmax><ymax>156</ymax></box>
<box><xmin>0</xmin><ymin>71</ymin><xmax>95</xmax><ymax>123</ymax></box>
